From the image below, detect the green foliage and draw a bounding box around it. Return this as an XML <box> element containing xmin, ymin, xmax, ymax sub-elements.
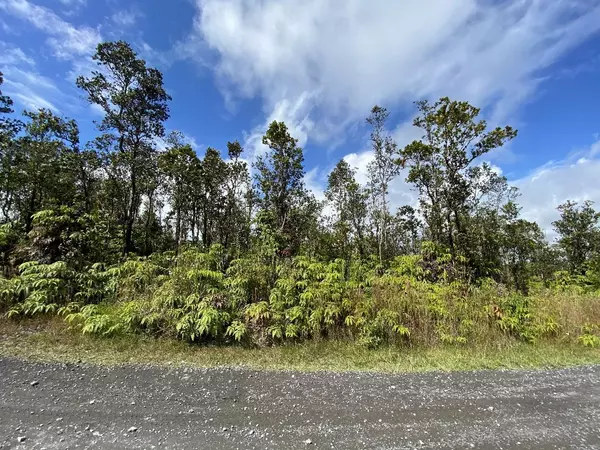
<box><xmin>77</xmin><ymin>40</ymin><xmax>171</xmax><ymax>255</ymax></box>
<box><xmin>3</xmin><ymin>260</ymin><xmax>123</xmax><ymax>317</ymax></box>
<box><xmin>226</xmin><ymin>320</ymin><xmax>248</xmax><ymax>342</ymax></box>
<box><xmin>553</xmin><ymin>201</ymin><xmax>600</xmax><ymax>275</ymax></box>
<box><xmin>366</xmin><ymin>106</ymin><xmax>402</xmax><ymax>264</ymax></box>
<box><xmin>3</xmin><ymin>248</ymin><xmax>600</xmax><ymax>350</ymax></box>
<box><xmin>254</xmin><ymin>121</ymin><xmax>319</xmax><ymax>256</ymax></box>
<box><xmin>325</xmin><ymin>159</ymin><xmax>370</xmax><ymax>260</ymax></box>
<box><xmin>5</xmin><ymin>261</ymin><xmax>72</xmax><ymax>317</ymax></box>
<box><xmin>0</xmin><ymin>42</ymin><xmax>599</xmax><ymax>353</ymax></box>
<box><xmin>578</xmin><ymin>324</ymin><xmax>600</xmax><ymax>348</ymax></box>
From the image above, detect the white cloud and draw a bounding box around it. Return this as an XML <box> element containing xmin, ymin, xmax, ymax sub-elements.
<box><xmin>182</xmin><ymin>132</ymin><xmax>200</xmax><ymax>151</ymax></box>
<box><xmin>0</xmin><ymin>0</ymin><xmax>101</xmax><ymax>59</ymax></box>
<box><xmin>514</xmin><ymin>139</ymin><xmax>600</xmax><ymax>238</ymax></box>
<box><xmin>57</xmin><ymin>0</ymin><xmax>86</xmax><ymax>15</ymax></box>
<box><xmin>153</xmin><ymin>130</ymin><xmax>201</xmax><ymax>153</ymax></box>
<box><xmin>0</xmin><ymin>41</ymin><xmax>35</xmax><ymax>66</ymax></box>
<box><xmin>0</xmin><ymin>17</ymin><xmax>16</xmax><ymax>34</ymax></box>
<box><xmin>112</xmin><ymin>8</ymin><xmax>143</xmax><ymax>27</ymax></box>
<box><xmin>188</xmin><ymin>0</ymin><xmax>600</xmax><ymax>144</ymax></box>
<box><xmin>185</xmin><ymin>0</ymin><xmax>600</xmax><ymax>227</ymax></box>
<box><xmin>137</xmin><ymin>41</ymin><xmax>175</xmax><ymax>70</ymax></box>
<box><xmin>0</xmin><ymin>42</ymin><xmax>73</xmax><ymax>113</ymax></box>
<box><xmin>3</xmin><ymin>67</ymin><xmax>62</xmax><ymax>112</ymax></box>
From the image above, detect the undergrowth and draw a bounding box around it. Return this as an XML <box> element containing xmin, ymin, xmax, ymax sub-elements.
<box><xmin>2</xmin><ymin>245</ymin><xmax>600</xmax><ymax>349</ymax></box>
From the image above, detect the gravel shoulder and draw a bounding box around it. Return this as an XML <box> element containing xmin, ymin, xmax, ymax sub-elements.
<box><xmin>1</xmin><ymin>358</ymin><xmax>599</xmax><ymax>449</ymax></box>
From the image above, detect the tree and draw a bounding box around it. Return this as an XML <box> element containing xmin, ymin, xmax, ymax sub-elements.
<box><xmin>158</xmin><ymin>132</ymin><xmax>200</xmax><ymax>251</ymax></box>
<box><xmin>0</xmin><ymin>73</ymin><xmax>23</xmax><ymax>223</ymax></box>
<box><xmin>76</xmin><ymin>41</ymin><xmax>171</xmax><ymax>255</ymax></box>
<box><xmin>501</xmin><ymin>201</ymin><xmax>546</xmax><ymax>292</ymax></box>
<box><xmin>254</xmin><ymin>121</ymin><xmax>316</xmax><ymax>256</ymax></box>
<box><xmin>26</xmin><ymin>207</ymin><xmax>115</xmax><ymax>266</ymax></box>
<box><xmin>325</xmin><ymin>159</ymin><xmax>369</xmax><ymax>259</ymax></box>
<box><xmin>389</xmin><ymin>205</ymin><xmax>421</xmax><ymax>256</ymax></box>
<box><xmin>221</xmin><ymin>140</ymin><xmax>252</xmax><ymax>257</ymax></box>
<box><xmin>401</xmin><ymin>97</ymin><xmax>517</xmax><ymax>262</ymax></box>
<box><xmin>465</xmin><ymin>166</ymin><xmax>518</xmax><ymax>279</ymax></box>
<box><xmin>0</xmin><ymin>72</ymin><xmax>21</xmax><ymax>145</ymax></box>
<box><xmin>10</xmin><ymin>109</ymin><xmax>81</xmax><ymax>231</ymax></box>
<box><xmin>366</xmin><ymin>106</ymin><xmax>402</xmax><ymax>264</ymax></box>
<box><xmin>553</xmin><ymin>200</ymin><xmax>600</xmax><ymax>274</ymax></box>
<box><xmin>199</xmin><ymin>147</ymin><xmax>228</xmax><ymax>248</ymax></box>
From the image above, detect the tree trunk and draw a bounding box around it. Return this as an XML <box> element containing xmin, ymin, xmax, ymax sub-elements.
<box><xmin>175</xmin><ymin>205</ymin><xmax>181</xmax><ymax>254</ymax></box>
<box><xmin>144</xmin><ymin>191</ymin><xmax>155</xmax><ymax>255</ymax></box>
<box><xmin>124</xmin><ymin>170</ymin><xmax>137</xmax><ymax>255</ymax></box>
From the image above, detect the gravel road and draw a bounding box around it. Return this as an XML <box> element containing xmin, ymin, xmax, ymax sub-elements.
<box><xmin>0</xmin><ymin>358</ymin><xmax>599</xmax><ymax>449</ymax></box>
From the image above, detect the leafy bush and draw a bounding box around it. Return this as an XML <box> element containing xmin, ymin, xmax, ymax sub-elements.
<box><xmin>4</xmin><ymin>247</ymin><xmax>600</xmax><ymax>349</ymax></box>
<box><xmin>5</xmin><ymin>261</ymin><xmax>74</xmax><ymax>317</ymax></box>
<box><xmin>579</xmin><ymin>324</ymin><xmax>600</xmax><ymax>348</ymax></box>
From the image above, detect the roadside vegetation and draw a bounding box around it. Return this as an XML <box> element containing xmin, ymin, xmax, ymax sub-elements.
<box><xmin>1</xmin><ymin>40</ymin><xmax>600</xmax><ymax>370</ymax></box>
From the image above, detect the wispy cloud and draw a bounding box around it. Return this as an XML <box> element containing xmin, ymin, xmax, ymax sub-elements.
<box><xmin>0</xmin><ymin>0</ymin><xmax>101</xmax><ymax>59</ymax></box>
<box><xmin>3</xmin><ymin>67</ymin><xmax>62</xmax><ymax>112</ymax></box>
<box><xmin>154</xmin><ymin>130</ymin><xmax>202</xmax><ymax>153</ymax></box>
<box><xmin>57</xmin><ymin>0</ymin><xmax>87</xmax><ymax>16</ymax></box>
<box><xmin>514</xmin><ymin>139</ymin><xmax>600</xmax><ymax>237</ymax></box>
<box><xmin>0</xmin><ymin>41</ymin><xmax>35</xmax><ymax>66</ymax></box>
<box><xmin>183</xmin><ymin>0</ymin><xmax>600</xmax><ymax>227</ymax></box>
<box><xmin>58</xmin><ymin>0</ymin><xmax>86</xmax><ymax>5</ymax></box>
<box><xmin>0</xmin><ymin>41</ymin><xmax>79</xmax><ymax>114</ymax></box>
<box><xmin>184</xmin><ymin>0</ymin><xmax>600</xmax><ymax>147</ymax></box>
<box><xmin>242</xmin><ymin>94</ymin><xmax>315</xmax><ymax>163</ymax></box>
<box><xmin>111</xmin><ymin>8</ymin><xmax>143</xmax><ymax>27</ymax></box>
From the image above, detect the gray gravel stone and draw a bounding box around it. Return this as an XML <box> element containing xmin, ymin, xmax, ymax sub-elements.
<box><xmin>1</xmin><ymin>357</ymin><xmax>599</xmax><ymax>449</ymax></box>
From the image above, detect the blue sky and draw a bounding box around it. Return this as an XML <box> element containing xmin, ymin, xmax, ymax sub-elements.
<box><xmin>1</xmin><ymin>0</ymin><xmax>600</xmax><ymax>233</ymax></box>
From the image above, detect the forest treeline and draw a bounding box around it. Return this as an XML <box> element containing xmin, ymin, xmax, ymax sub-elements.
<box><xmin>1</xmin><ymin>41</ymin><xmax>599</xmax><ymax>348</ymax></box>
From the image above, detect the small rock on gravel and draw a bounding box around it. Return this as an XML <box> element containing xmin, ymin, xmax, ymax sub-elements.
<box><xmin>128</xmin><ymin>426</ymin><xmax>138</xmax><ymax>433</ymax></box>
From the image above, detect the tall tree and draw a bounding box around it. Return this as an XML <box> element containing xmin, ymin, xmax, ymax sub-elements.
<box><xmin>553</xmin><ymin>200</ymin><xmax>600</xmax><ymax>274</ymax></box>
<box><xmin>401</xmin><ymin>97</ymin><xmax>517</xmax><ymax>261</ymax></box>
<box><xmin>389</xmin><ymin>205</ymin><xmax>421</xmax><ymax>256</ymax></box>
<box><xmin>199</xmin><ymin>147</ymin><xmax>228</xmax><ymax>248</ymax></box>
<box><xmin>465</xmin><ymin>165</ymin><xmax>517</xmax><ymax>279</ymax></box>
<box><xmin>158</xmin><ymin>132</ymin><xmax>200</xmax><ymax>251</ymax></box>
<box><xmin>76</xmin><ymin>41</ymin><xmax>171</xmax><ymax>255</ymax></box>
<box><xmin>10</xmin><ymin>109</ymin><xmax>80</xmax><ymax>231</ymax></box>
<box><xmin>366</xmin><ymin>106</ymin><xmax>402</xmax><ymax>264</ymax></box>
<box><xmin>0</xmin><ymin>73</ymin><xmax>22</xmax><ymax>223</ymax></box>
<box><xmin>500</xmin><ymin>201</ymin><xmax>546</xmax><ymax>292</ymax></box>
<box><xmin>221</xmin><ymin>140</ymin><xmax>251</xmax><ymax>257</ymax></box>
<box><xmin>326</xmin><ymin>159</ymin><xmax>369</xmax><ymax>259</ymax></box>
<box><xmin>254</xmin><ymin>121</ymin><xmax>315</xmax><ymax>256</ymax></box>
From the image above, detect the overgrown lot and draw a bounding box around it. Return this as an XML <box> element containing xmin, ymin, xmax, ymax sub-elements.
<box><xmin>2</xmin><ymin>40</ymin><xmax>600</xmax><ymax>371</ymax></box>
<box><xmin>2</xmin><ymin>246</ymin><xmax>600</xmax><ymax>354</ymax></box>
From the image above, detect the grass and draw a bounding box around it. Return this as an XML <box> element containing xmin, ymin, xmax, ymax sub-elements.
<box><xmin>1</xmin><ymin>318</ymin><xmax>600</xmax><ymax>373</ymax></box>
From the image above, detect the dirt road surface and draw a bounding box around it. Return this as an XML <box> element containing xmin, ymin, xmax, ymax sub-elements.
<box><xmin>0</xmin><ymin>358</ymin><xmax>599</xmax><ymax>449</ymax></box>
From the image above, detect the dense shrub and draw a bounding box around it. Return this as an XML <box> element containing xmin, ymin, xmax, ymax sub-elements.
<box><xmin>3</xmin><ymin>246</ymin><xmax>600</xmax><ymax>348</ymax></box>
